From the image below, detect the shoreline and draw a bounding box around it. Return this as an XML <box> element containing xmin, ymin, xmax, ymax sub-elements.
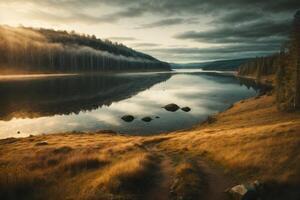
<box><xmin>235</xmin><ymin>74</ymin><xmax>274</xmax><ymax>87</ymax></box>
<box><xmin>0</xmin><ymin>73</ymin><xmax>78</xmax><ymax>81</ymax></box>
<box><xmin>0</xmin><ymin>69</ymin><xmax>172</xmax><ymax>80</ymax></box>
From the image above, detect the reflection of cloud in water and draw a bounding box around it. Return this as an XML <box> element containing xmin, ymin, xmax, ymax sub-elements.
<box><xmin>109</xmin><ymin>101</ymin><xmax>150</xmax><ymax>115</ymax></box>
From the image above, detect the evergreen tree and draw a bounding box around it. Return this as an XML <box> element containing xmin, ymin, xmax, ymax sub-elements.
<box><xmin>239</xmin><ymin>11</ymin><xmax>300</xmax><ymax>111</ymax></box>
<box><xmin>0</xmin><ymin>26</ymin><xmax>170</xmax><ymax>73</ymax></box>
<box><xmin>275</xmin><ymin>10</ymin><xmax>300</xmax><ymax>111</ymax></box>
<box><xmin>292</xmin><ymin>11</ymin><xmax>300</xmax><ymax>109</ymax></box>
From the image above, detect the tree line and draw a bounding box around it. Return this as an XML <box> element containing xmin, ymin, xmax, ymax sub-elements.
<box><xmin>0</xmin><ymin>26</ymin><xmax>170</xmax><ymax>74</ymax></box>
<box><xmin>238</xmin><ymin>55</ymin><xmax>279</xmax><ymax>80</ymax></box>
<box><xmin>238</xmin><ymin>10</ymin><xmax>300</xmax><ymax>111</ymax></box>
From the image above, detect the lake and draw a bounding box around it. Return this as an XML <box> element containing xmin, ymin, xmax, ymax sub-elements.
<box><xmin>0</xmin><ymin>69</ymin><xmax>262</xmax><ymax>139</ymax></box>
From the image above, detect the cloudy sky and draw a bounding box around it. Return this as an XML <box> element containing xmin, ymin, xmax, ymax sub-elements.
<box><xmin>0</xmin><ymin>0</ymin><xmax>299</xmax><ymax>63</ymax></box>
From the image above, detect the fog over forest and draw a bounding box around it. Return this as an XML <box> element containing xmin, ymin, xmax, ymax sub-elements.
<box><xmin>0</xmin><ymin>26</ymin><xmax>170</xmax><ymax>74</ymax></box>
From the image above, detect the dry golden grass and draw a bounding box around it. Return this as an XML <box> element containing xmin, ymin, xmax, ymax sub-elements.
<box><xmin>59</xmin><ymin>154</ymin><xmax>109</xmax><ymax>175</ymax></box>
<box><xmin>86</xmin><ymin>152</ymin><xmax>158</xmax><ymax>200</ymax></box>
<box><xmin>0</xmin><ymin>134</ymin><xmax>142</xmax><ymax>199</ymax></box>
<box><xmin>160</xmin><ymin>95</ymin><xmax>300</xmax><ymax>184</ymax></box>
<box><xmin>0</xmin><ymin>165</ymin><xmax>47</xmax><ymax>199</ymax></box>
<box><xmin>0</xmin><ymin>95</ymin><xmax>300</xmax><ymax>199</ymax></box>
<box><xmin>170</xmin><ymin>161</ymin><xmax>206</xmax><ymax>200</ymax></box>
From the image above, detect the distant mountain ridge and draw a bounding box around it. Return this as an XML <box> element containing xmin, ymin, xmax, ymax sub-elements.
<box><xmin>171</xmin><ymin>58</ymin><xmax>252</xmax><ymax>71</ymax></box>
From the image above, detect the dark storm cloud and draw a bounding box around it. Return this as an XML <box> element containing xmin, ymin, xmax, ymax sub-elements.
<box><xmin>212</xmin><ymin>10</ymin><xmax>263</xmax><ymax>24</ymax></box>
<box><xmin>8</xmin><ymin>0</ymin><xmax>300</xmax><ymax>21</ymax></box>
<box><xmin>145</xmin><ymin>50</ymin><xmax>265</xmax><ymax>62</ymax></box>
<box><xmin>3</xmin><ymin>0</ymin><xmax>299</xmax><ymax>62</ymax></box>
<box><xmin>145</xmin><ymin>44</ymin><xmax>281</xmax><ymax>55</ymax></box>
<box><xmin>136</xmin><ymin>18</ymin><xmax>198</xmax><ymax>29</ymax></box>
<box><xmin>175</xmin><ymin>19</ymin><xmax>292</xmax><ymax>44</ymax></box>
<box><xmin>100</xmin><ymin>0</ymin><xmax>300</xmax><ymax>16</ymax></box>
<box><xmin>112</xmin><ymin>6</ymin><xmax>146</xmax><ymax>18</ymax></box>
<box><xmin>143</xmin><ymin>44</ymin><xmax>280</xmax><ymax>61</ymax></box>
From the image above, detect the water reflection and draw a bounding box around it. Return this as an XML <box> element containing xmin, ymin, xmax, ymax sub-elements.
<box><xmin>237</xmin><ymin>77</ymin><xmax>273</xmax><ymax>94</ymax></box>
<box><xmin>0</xmin><ymin>73</ymin><xmax>171</xmax><ymax>120</ymax></box>
<box><xmin>0</xmin><ymin>71</ymin><xmax>261</xmax><ymax>138</ymax></box>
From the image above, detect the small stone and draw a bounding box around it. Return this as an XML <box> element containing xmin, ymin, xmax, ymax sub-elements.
<box><xmin>163</xmin><ymin>103</ymin><xmax>180</xmax><ymax>112</ymax></box>
<box><xmin>121</xmin><ymin>115</ymin><xmax>135</xmax><ymax>122</ymax></box>
<box><xmin>17</xmin><ymin>131</ymin><xmax>20</xmax><ymax>134</ymax></box>
<box><xmin>181</xmin><ymin>107</ymin><xmax>191</xmax><ymax>112</ymax></box>
<box><xmin>141</xmin><ymin>117</ymin><xmax>152</xmax><ymax>122</ymax></box>
<box><xmin>155</xmin><ymin>116</ymin><xmax>160</xmax><ymax>119</ymax></box>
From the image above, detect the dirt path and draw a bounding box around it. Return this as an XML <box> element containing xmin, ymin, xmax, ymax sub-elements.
<box><xmin>197</xmin><ymin>159</ymin><xmax>236</xmax><ymax>200</ymax></box>
<box><xmin>143</xmin><ymin>141</ymin><xmax>236</xmax><ymax>200</ymax></box>
<box><xmin>145</xmin><ymin>154</ymin><xmax>174</xmax><ymax>200</ymax></box>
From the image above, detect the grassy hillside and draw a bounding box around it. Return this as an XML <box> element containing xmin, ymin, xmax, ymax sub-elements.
<box><xmin>1</xmin><ymin>95</ymin><xmax>299</xmax><ymax>200</ymax></box>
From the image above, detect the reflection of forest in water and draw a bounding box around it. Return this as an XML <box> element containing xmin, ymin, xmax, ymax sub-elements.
<box><xmin>0</xmin><ymin>73</ymin><xmax>171</xmax><ymax>120</ymax></box>
<box><xmin>186</xmin><ymin>72</ymin><xmax>270</xmax><ymax>94</ymax></box>
<box><xmin>237</xmin><ymin>77</ymin><xmax>273</xmax><ymax>94</ymax></box>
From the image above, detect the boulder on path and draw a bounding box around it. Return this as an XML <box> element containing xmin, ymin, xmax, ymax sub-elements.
<box><xmin>163</xmin><ymin>103</ymin><xmax>180</xmax><ymax>112</ymax></box>
<box><xmin>181</xmin><ymin>107</ymin><xmax>191</xmax><ymax>112</ymax></box>
<box><xmin>226</xmin><ymin>181</ymin><xmax>262</xmax><ymax>200</ymax></box>
<box><xmin>121</xmin><ymin>115</ymin><xmax>135</xmax><ymax>122</ymax></box>
<box><xmin>141</xmin><ymin>117</ymin><xmax>152</xmax><ymax>122</ymax></box>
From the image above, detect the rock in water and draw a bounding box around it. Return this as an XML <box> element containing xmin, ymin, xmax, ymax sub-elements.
<box><xmin>141</xmin><ymin>117</ymin><xmax>152</xmax><ymax>122</ymax></box>
<box><xmin>121</xmin><ymin>115</ymin><xmax>135</xmax><ymax>122</ymax></box>
<box><xmin>181</xmin><ymin>107</ymin><xmax>191</xmax><ymax>112</ymax></box>
<box><xmin>163</xmin><ymin>103</ymin><xmax>180</xmax><ymax>112</ymax></box>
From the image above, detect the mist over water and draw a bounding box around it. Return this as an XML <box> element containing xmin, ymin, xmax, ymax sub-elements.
<box><xmin>0</xmin><ymin>70</ymin><xmax>260</xmax><ymax>139</ymax></box>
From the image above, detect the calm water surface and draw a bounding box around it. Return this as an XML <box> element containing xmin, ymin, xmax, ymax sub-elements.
<box><xmin>0</xmin><ymin>70</ymin><xmax>261</xmax><ymax>138</ymax></box>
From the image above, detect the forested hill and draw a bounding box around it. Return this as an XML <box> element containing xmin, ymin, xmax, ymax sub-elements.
<box><xmin>0</xmin><ymin>26</ymin><xmax>170</xmax><ymax>74</ymax></box>
<box><xmin>238</xmin><ymin>55</ymin><xmax>279</xmax><ymax>79</ymax></box>
<box><xmin>238</xmin><ymin>10</ymin><xmax>300</xmax><ymax>111</ymax></box>
<box><xmin>171</xmin><ymin>58</ymin><xmax>250</xmax><ymax>71</ymax></box>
